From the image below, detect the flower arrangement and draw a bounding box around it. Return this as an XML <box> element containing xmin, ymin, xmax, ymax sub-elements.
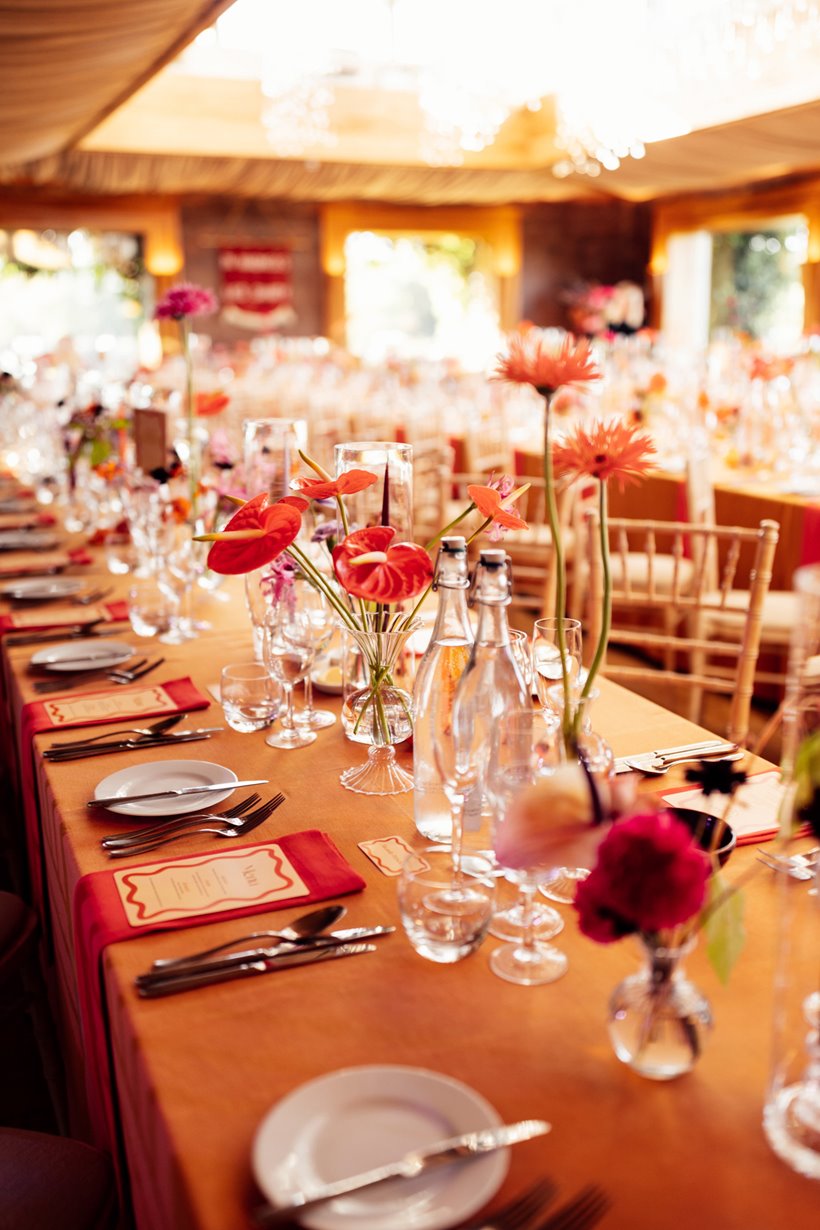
<box><xmin>494</xmin><ymin>328</ymin><xmax>656</xmax><ymax>750</ymax></box>
<box><xmin>154</xmin><ymin>282</ymin><xmax>219</xmax><ymax>516</ymax></box>
<box><xmin>566</xmin><ymin>281</ymin><xmax>645</xmax><ymax>337</ymax></box>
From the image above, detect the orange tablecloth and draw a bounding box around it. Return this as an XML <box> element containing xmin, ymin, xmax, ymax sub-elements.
<box><xmin>2</xmin><ymin>542</ymin><xmax>816</xmax><ymax>1230</ymax></box>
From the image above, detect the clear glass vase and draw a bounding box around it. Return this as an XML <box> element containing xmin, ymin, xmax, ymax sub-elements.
<box><xmin>608</xmin><ymin>936</ymin><xmax>713</xmax><ymax>1080</ymax></box>
<box><xmin>340</xmin><ymin>616</ymin><xmax>417</xmax><ymax>794</ymax></box>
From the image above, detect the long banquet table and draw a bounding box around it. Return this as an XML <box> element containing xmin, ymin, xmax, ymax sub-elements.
<box><xmin>1</xmin><ymin>538</ymin><xmax>817</xmax><ymax>1230</ymax></box>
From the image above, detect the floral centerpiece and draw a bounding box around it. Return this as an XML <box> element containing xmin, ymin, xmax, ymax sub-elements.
<box><xmin>494</xmin><ymin>328</ymin><xmax>656</xmax><ymax>753</ymax></box>
<box><xmin>154</xmin><ymin>282</ymin><xmax>219</xmax><ymax>518</ymax></box>
<box><xmin>198</xmin><ymin>451</ymin><xmax>531</xmax><ymax>793</ymax></box>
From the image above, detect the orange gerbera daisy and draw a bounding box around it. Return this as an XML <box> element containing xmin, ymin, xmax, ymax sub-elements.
<box><xmin>194</xmin><ymin>391</ymin><xmax>230</xmax><ymax>417</ymax></box>
<box><xmin>293</xmin><ymin>469</ymin><xmax>378</xmax><ymax>501</ymax></box>
<box><xmin>494</xmin><ymin>329</ymin><xmax>600</xmax><ymax>397</ymax></box>
<box><xmin>467</xmin><ymin>483</ymin><xmax>530</xmax><ymax>531</ymax></box>
<box><xmin>551</xmin><ymin>421</ymin><xmax>656</xmax><ymax>489</ymax></box>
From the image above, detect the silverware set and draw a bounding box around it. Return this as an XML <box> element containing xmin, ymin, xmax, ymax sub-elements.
<box><xmin>45</xmin><ymin>717</ymin><xmax>222</xmax><ymax>762</ymax></box>
<box><xmin>71</xmin><ymin>585</ymin><xmax>114</xmax><ymax>606</ymax></box>
<box><xmin>757</xmin><ymin>846</ymin><xmax>819</xmax><ymax>881</ymax></box>
<box><xmin>102</xmin><ymin>792</ymin><xmax>286</xmax><ymax>859</ymax></box>
<box><xmin>615</xmin><ymin>739</ymin><xmax>741</xmax><ymax>775</ymax></box>
<box><xmin>7</xmin><ymin>621</ymin><xmax>128</xmax><ymax>647</ymax></box>
<box><xmin>33</xmin><ymin>656</ymin><xmax>165</xmax><ymax>693</ymax></box>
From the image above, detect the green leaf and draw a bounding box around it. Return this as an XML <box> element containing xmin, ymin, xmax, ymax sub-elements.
<box><xmin>704</xmin><ymin>873</ymin><xmax>746</xmax><ymax>985</ymax></box>
<box><xmin>89</xmin><ymin>437</ymin><xmax>111</xmax><ymax>468</ymax></box>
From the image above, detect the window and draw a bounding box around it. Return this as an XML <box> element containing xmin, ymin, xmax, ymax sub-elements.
<box><xmin>709</xmin><ymin>221</ymin><xmax>808</xmax><ymax>349</ymax></box>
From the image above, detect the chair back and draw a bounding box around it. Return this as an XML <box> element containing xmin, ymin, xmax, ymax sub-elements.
<box><xmin>584</xmin><ymin>514</ymin><xmax>780</xmax><ymax>745</ymax></box>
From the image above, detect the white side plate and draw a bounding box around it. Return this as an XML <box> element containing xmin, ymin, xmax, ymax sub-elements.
<box><xmin>93</xmin><ymin>760</ymin><xmax>238</xmax><ymax>817</ymax></box>
<box><xmin>1</xmin><ymin>577</ymin><xmax>85</xmax><ymax>600</ymax></box>
<box><xmin>31</xmin><ymin>640</ymin><xmax>135</xmax><ymax>672</ymax></box>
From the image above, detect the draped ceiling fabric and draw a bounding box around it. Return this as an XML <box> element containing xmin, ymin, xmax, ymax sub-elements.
<box><xmin>0</xmin><ymin>0</ymin><xmax>236</xmax><ymax>166</ymax></box>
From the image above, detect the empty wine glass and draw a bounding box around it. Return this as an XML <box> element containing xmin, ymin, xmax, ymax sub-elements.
<box><xmin>263</xmin><ymin>605</ymin><xmax>316</xmax><ymax>749</ymax></box>
<box><xmin>532</xmin><ymin>617</ymin><xmax>582</xmax><ymax>720</ymax></box>
<box><xmin>292</xmin><ymin>580</ymin><xmax>336</xmax><ymax>731</ymax></box>
<box><xmin>508</xmin><ymin>628</ymin><xmax>533</xmax><ymax>693</ymax></box>
<box><xmin>487</xmin><ymin>709</ymin><xmax>569</xmax><ymax>986</ymax></box>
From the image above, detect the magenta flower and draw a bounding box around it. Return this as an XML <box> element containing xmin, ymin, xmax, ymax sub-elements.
<box><xmin>155</xmin><ymin>283</ymin><xmax>218</xmax><ymax>321</ymax></box>
<box><xmin>574</xmin><ymin>811</ymin><xmax>710</xmax><ymax>941</ymax></box>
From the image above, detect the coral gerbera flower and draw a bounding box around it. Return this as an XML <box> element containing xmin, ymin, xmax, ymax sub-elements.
<box><xmin>467</xmin><ymin>483</ymin><xmax>530</xmax><ymax>531</ymax></box>
<box><xmin>332</xmin><ymin>526</ymin><xmax>433</xmax><ymax>603</ymax></box>
<box><xmin>197</xmin><ymin>492</ymin><xmax>302</xmax><ymax>575</ymax></box>
<box><xmin>551</xmin><ymin>420</ymin><xmax>656</xmax><ymax>489</ymax></box>
<box><xmin>293</xmin><ymin>469</ymin><xmax>378</xmax><ymax>501</ymax></box>
<box><xmin>155</xmin><ymin>283</ymin><xmax>218</xmax><ymax>321</ymax></box>
<box><xmin>194</xmin><ymin>391</ymin><xmax>230</xmax><ymax>417</ymax></box>
<box><xmin>494</xmin><ymin>329</ymin><xmax>600</xmax><ymax>396</ymax></box>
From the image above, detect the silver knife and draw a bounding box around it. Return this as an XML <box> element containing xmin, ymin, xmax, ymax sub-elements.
<box><xmin>138</xmin><ymin>928</ymin><xmax>396</xmax><ymax>982</ymax></box>
<box><xmin>136</xmin><ymin>942</ymin><xmax>375</xmax><ymax>997</ymax></box>
<box><xmin>45</xmin><ymin>730</ymin><xmax>224</xmax><ymax>761</ymax></box>
<box><xmin>255</xmin><ymin>1119</ymin><xmax>552</xmax><ymax>1225</ymax></box>
<box><xmin>89</xmin><ymin>779</ymin><xmax>269</xmax><ymax>808</ymax></box>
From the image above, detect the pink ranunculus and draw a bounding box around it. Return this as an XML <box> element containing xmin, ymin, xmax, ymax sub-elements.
<box><xmin>574</xmin><ymin>811</ymin><xmax>710</xmax><ymax>938</ymax></box>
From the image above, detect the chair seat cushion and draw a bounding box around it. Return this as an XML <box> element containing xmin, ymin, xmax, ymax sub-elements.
<box><xmin>0</xmin><ymin>1128</ymin><xmax>116</xmax><ymax>1230</ymax></box>
<box><xmin>702</xmin><ymin>589</ymin><xmax>797</xmax><ymax>638</ymax></box>
<box><xmin>610</xmin><ymin>552</ymin><xmax>695</xmax><ymax>593</ymax></box>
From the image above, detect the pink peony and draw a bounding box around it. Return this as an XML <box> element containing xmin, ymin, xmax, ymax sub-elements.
<box><xmin>155</xmin><ymin>283</ymin><xmax>218</xmax><ymax>321</ymax></box>
<box><xmin>574</xmin><ymin>811</ymin><xmax>710</xmax><ymax>940</ymax></box>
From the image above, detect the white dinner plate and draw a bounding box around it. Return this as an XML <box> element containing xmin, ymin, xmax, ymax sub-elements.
<box><xmin>30</xmin><ymin>640</ymin><xmax>135</xmax><ymax>672</ymax></box>
<box><xmin>0</xmin><ymin>530</ymin><xmax>60</xmax><ymax>551</ymax></box>
<box><xmin>93</xmin><ymin>760</ymin><xmax>239</xmax><ymax>817</ymax></box>
<box><xmin>252</xmin><ymin>1065</ymin><xmax>509</xmax><ymax>1230</ymax></box>
<box><xmin>1</xmin><ymin>576</ymin><xmax>85</xmax><ymax>600</ymax></box>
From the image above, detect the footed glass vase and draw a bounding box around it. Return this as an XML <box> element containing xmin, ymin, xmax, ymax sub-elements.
<box><xmin>608</xmin><ymin>937</ymin><xmax>713</xmax><ymax>1080</ymax></box>
<box><xmin>340</xmin><ymin>617</ymin><xmax>417</xmax><ymax>795</ymax></box>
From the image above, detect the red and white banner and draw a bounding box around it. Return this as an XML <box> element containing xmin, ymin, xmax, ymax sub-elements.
<box><xmin>217</xmin><ymin>245</ymin><xmax>296</xmax><ymax>330</ymax></box>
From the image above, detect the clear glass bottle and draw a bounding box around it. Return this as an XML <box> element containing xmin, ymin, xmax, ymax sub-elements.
<box><xmin>412</xmin><ymin>537</ymin><xmax>474</xmax><ymax>840</ymax></box>
<box><xmin>450</xmin><ymin>549</ymin><xmax>531</xmax><ymax>849</ymax></box>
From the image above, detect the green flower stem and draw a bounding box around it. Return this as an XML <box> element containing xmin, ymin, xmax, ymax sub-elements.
<box><xmin>181</xmin><ymin>318</ymin><xmax>198</xmax><ymax>518</ymax></box>
<box><xmin>579</xmin><ymin>480</ymin><xmax>611</xmax><ymax>735</ymax></box>
<box><xmin>286</xmin><ymin>543</ymin><xmax>358</xmax><ymax>630</ymax></box>
<box><xmin>423</xmin><ymin>502</ymin><xmax>475</xmax><ymax>551</ymax></box>
<box><xmin>538</xmin><ymin>392</ymin><xmax>572</xmax><ymax>745</ymax></box>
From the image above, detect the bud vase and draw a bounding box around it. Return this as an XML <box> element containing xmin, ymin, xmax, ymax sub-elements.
<box><xmin>340</xmin><ymin>616</ymin><xmax>418</xmax><ymax>795</ymax></box>
<box><xmin>607</xmin><ymin>936</ymin><xmax>713</xmax><ymax>1080</ymax></box>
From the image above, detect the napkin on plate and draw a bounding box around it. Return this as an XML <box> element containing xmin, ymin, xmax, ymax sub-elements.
<box><xmin>73</xmin><ymin>831</ymin><xmax>366</xmax><ymax>1157</ymax></box>
<box><xmin>0</xmin><ymin>599</ymin><xmax>129</xmax><ymax>635</ymax></box>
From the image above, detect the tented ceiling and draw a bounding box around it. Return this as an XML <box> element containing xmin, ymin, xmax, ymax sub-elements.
<box><xmin>0</xmin><ymin>0</ymin><xmax>235</xmax><ymax>165</ymax></box>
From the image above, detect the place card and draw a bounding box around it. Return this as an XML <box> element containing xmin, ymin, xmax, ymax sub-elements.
<box><xmin>113</xmin><ymin>842</ymin><xmax>311</xmax><ymax>926</ymax></box>
<box><xmin>662</xmin><ymin>770</ymin><xmax>789</xmax><ymax>844</ymax></box>
<box><xmin>358</xmin><ymin>835</ymin><xmax>429</xmax><ymax>876</ymax></box>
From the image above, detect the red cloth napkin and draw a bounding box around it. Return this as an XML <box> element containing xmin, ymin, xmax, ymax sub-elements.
<box><xmin>0</xmin><ymin>599</ymin><xmax>129</xmax><ymax>635</ymax></box>
<box><xmin>20</xmin><ymin>678</ymin><xmax>210</xmax><ymax>917</ymax></box>
<box><xmin>72</xmin><ymin>831</ymin><xmax>366</xmax><ymax>1154</ymax></box>
<box><xmin>800</xmin><ymin>504</ymin><xmax>820</xmax><ymax>567</ymax></box>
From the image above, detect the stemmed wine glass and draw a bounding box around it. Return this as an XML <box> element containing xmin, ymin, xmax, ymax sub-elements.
<box><xmin>487</xmin><ymin>708</ymin><xmax>569</xmax><ymax>986</ymax></box>
<box><xmin>292</xmin><ymin>579</ymin><xmax>336</xmax><ymax>731</ymax></box>
<box><xmin>263</xmin><ymin>604</ymin><xmax>317</xmax><ymax>749</ymax></box>
<box><xmin>532</xmin><ymin>617</ymin><xmax>582</xmax><ymax>722</ymax></box>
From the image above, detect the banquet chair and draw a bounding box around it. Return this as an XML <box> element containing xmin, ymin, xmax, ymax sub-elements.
<box><xmin>0</xmin><ymin>890</ymin><xmax>67</xmax><ymax>1135</ymax></box>
<box><xmin>584</xmin><ymin>515</ymin><xmax>780</xmax><ymax>745</ymax></box>
<box><xmin>0</xmin><ymin>1127</ymin><xmax>118</xmax><ymax>1230</ymax></box>
<box><xmin>412</xmin><ymin>438</ymin><xmax>453</xmax><ymax>546</ymax></box>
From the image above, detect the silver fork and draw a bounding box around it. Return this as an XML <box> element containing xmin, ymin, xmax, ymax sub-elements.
<box><xmin>106</xmin><ymin>793</ymin><xmax>285</xmax><ymax>858</ymax></box>
<box><xmin>109</xmin><ymin>657</ymin><xmax>165</xmax><ymax>684</ymax></box>
<box><xmin>101</xmin><ymin>794</ymin><xmax>261</xmax><ymax>848</ymax></box>
<box><xmin>49</xmin><ymin>714</ymin><xmax>185</xmax><ymax>750</ymax></box>
<box><xmin>756</xmin><ymin>847</ymin><xmax>818</xmax><ymax>881</ymax></box>
<box><xmin>533</xmin><ymin>1186</ymin><xmax>610</xmax><ymax>1230</ymax></box>
<box><xmin>456</xmin><ymin>1177</ymin><xmax>557</xmax><ymax>1230</ymax></box>
<box><xmin>73</xmin><ymin>586</ymin><xmax>114</xmax><ymax>605</ymax></box>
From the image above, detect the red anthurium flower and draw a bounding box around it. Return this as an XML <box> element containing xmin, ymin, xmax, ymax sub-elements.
<box><xmin>468</xmin><ymin>483</ymin><xmax>530</xmax><ymax>531</ymax></box>
<box><xmin>494</xmin><ymin>329</ymin><xmax>600</xmax><ymax>397</ymax></box>
<box><xmin>332</xmin><ymin>526</ymin><xmax>433</xmax><ymax>602</ymax></box>
<box><xmin>294</xmin><ymin>468</ymin><xmax>378</xmax><ymax>501</ymax></box>
<box><xmin>200</xmin><ymin>493</ymin><xmax>302</xmax><ymax>575</ymax></box>
<box><xmin>194</xmin><ymin>391</ymin><xmax>230</xmax><ymax>417</ymax></box>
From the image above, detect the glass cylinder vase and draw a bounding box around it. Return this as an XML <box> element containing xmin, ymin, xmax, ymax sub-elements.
<box><xmin>608</xmin><ymin>936</ymin><xmax>713</xmax><ymax>1080</ymax></box>
<box><xmin>243</xmin><ymin>418</ymin><xmax>307</xmax><ymax>502</ymax></box>
<box><xmin>340</xmin><ymin>615</ymin><xmax>418</xmax><ymax>795</ymax></box>
<box><xmin>335</xmin><ymin>441</ymin><xmax>414</xmax><ymax>541</ymax></box>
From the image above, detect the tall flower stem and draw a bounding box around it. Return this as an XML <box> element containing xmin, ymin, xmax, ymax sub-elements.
<box><xmin>286</xmin><ymin>542</ymin><xmax>358</xmax><ymax>630</ymax></box>
<box><xmin>580</xmin><ymin>480</ymin><xmax>611</xmax><ymax>730</ymax></box>
<box><xmin>180</xmin><ymin>318</ymin><xmax>198</xmax><ymax>518</ymax></box>
<box><xmin>539</xmin><ymin>392</ymin><xmax>572</xmax><ymax>743</ymax></box>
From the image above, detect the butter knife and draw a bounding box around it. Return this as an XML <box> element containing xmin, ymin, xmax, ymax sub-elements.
<box><xmin>254</xmin><ymin>1119</ymin><xmax>552</xmax><ymax>1226</ymax></box>
<box><xmin>89</xmin><ymin>779</ymin><xmax>268</xmax><ymax>808</ymax></box>
<box><xmin>138</xmin><ymin>928</ymin><xmax>396</xmax><ymax>982</ymax></box>
<box><xmin>136</xmin><ymin>942</ymin><xmax>375</xmax><ymax>997</ymax></box>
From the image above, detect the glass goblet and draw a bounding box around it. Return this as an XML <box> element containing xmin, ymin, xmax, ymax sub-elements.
<box><xmin>291</xmin><ymin>580</ymin><xmax>336</xmax><ymax>731</ymax></box>
<box><xmin>532</xmin><ymin>617</ymin><xmax>582</xmax><ymax>721</ymax></box>
<box><xmin>487</xmin><ymin>709</ymin><xmax>569</xmax><ymax>986</ymax></box>
<box><xmin>263</xmin><ymin>607</ymin><xmax>317</xmax><ymax>749</ymax></box>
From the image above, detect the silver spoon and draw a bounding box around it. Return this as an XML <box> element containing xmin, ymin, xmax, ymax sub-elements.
<box><xmin>149</xmin><ymin>903</ymin><xmax>347</xmax><ymax>971</ymax></box>
<box><xmin>625</xmin><ymin>751</ymin><xmax>746</xmax><ymax>776</ymax></box>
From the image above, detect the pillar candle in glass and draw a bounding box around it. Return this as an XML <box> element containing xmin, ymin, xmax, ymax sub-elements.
<box><xmin>334</xmin><ymin>442</ymin><xmax>414</xmax><ymax>541</ymax></box>
<box><xmin>243</xmin><ymin>418</ymin><xmax>308</xmax><ymax>502</ymax></box>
